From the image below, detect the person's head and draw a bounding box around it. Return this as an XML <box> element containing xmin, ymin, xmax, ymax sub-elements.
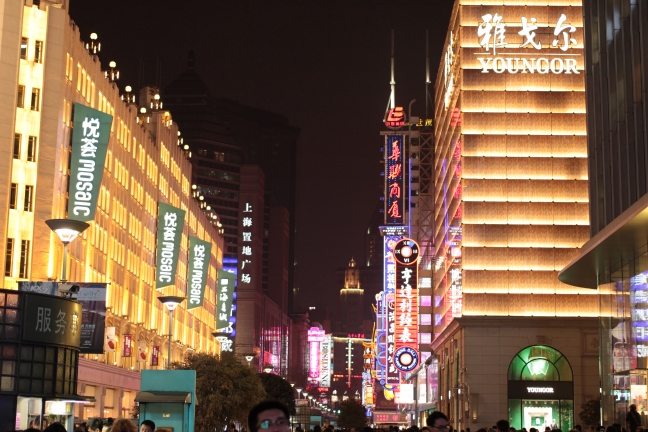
<box><xmin>314</xmin><ymin>427</ymin><xmax>322</xmax><ymax>432</ymax></box>
<box><xmin>140</xmin><ymin>421</ymin><xmax>156</xmax><ymax>432</ymax></box>
<box><xmin>496</xmin><ymin>421</ymin><xmax>510</xmax><ymax>432</ymax></box>
<box><xmin>111</xmin><ymin>419</ymin><xmax>137</xmax><ymax>432</ymax></box>
<box><xmin>25</xmin><ymin>428</ymin><xmax>41</xmax><ymax>432</ymax></box>
<box><xmin>631</xmin><ymin>405</ymin><xmax>638</xmax><ymax>412</ymax></box>
<box><xmin>509</xmin><ymin>428</ymin><xmax>516</xmax><ymax>432</ymax></box>
<box><xmin>44</xmin><ymin>423</ymin><xmax>68</xmax><ymax>432</ymax></box>
<box><xmin>248</xmin><ymin>401</ymin><xmax>291</xmax><ymax>432</ymax></box>
<box><xmin>88</xmin><ymin>419</ymin><xmax>104</xmax><ymax>432</ymax></box>
<box><xmin>637</xmin><ymin>427</ymin><xmax>644</xmax><ymax>432</ymax></box>
<box><xmin>427</xmin><ymin>412</ymin><xmax>449</xmax><ymax>432</ymax></box>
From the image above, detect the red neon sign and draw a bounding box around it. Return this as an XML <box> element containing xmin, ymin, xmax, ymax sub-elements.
<box><xmin>386</xmin><ymin>107</ymin><xmax>405</xmax><ymax>127</ymax></box>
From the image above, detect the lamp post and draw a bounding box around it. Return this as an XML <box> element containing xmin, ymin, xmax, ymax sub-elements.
<box><xmin>263</xmin><ymin>364</ymin><xmax>274</xmax><ymax>374</ymax></box>
<box><xmin>45</xmin><ymin>219</ymin><xmax>90</xmax><ymax>282</ymax></box>
<box><xmin>158</xmin><ymin>296</ymin><xmax>185</xmax><ymax>369</ymax></box>
<box><xmin>296</xmin><ymin>387</ymin><xmax>303</xmax><ymax>399</ymax></box>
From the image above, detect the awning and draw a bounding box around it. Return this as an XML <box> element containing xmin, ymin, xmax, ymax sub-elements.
<box><xmin>559</xmin><ymin>192</ymin><xmax>648</xmax><ymax>288</ymax></box>
<box><xmin>135</xmin><ymin>391</ymin><xmax>192</xmax><ymax>404</ymax></box>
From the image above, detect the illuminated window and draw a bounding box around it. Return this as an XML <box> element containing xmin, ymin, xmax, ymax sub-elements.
<box><xmin>420</xmin><ymin>314</ymin><xmax>432</xmax><ymax>325</ymax></box>
<box><xmin>9</xmin><ymin>183</ymin><xmax>17</xmax><ymax>209</ymax></box>
<box><xmin>420</xmin><ymin>295</ymin><xmax>432</xmax><ymax>307</ymax></box>
<box><xmin>34</xmin><ymin>41</ymin><xmax>43</xmax><ymax>63</ymax></box>
<box><xmin>214</xmin><ymin>151</ymin><xmax>225</xmax><ymax>162</ymax></box>
<box><xmin>30</xmin><ymin>88</ymin><xmax>40</xmax><ymax>111</ymax></box>
<box><xmin>18</xmin><ymin>240</ymin><xmax>30</xmax><ymax>278</ymax></box>
<box><xmin>13</xmin><ymin>134</ymin><xmax>21</xmax><ymax>159</ymax></box>
<box><xmin>23</xmin><ymin>185</ymin><xmax>33</xmax><ymax>212</ymax></box>
<box><xmin>420</xmin><ymin>333</ymin><xmax>432</xmax><ymax>344</ymax></box>
<box><xmin>20</xmin><ymin>37</ymin><xmax>27</xmax><ymax>60</ymax></box>
<box><xmin>4</xmin><ymin>238</ymin><xmax>13</xmax><ymax>277</ymax></box>
<box><xmin>17</xmin><ymin>85</ymin><xmax>24</xmax><ymax>108</ymax></box>
<box><xmin>27</xmin><ymin>136</ymin><xmax>37</xmax><ymax>162</ymax></box>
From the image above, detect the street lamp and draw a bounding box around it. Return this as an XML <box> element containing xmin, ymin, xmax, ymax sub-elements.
<box><xmin>263</xmin><ymin>364</ymin><xmax>274</xmax><ymax>374</ymax></box>
<box><xmin>158</xmin><ymin>296</ymin><xmax>185</xmax><ymax>369</ymax></box>
<box><xmin>45</xmin><ymin>219</ymin><xmax>90</xmax><ymax>282</ymax></box>
<box><xmin>296</xmin><ymin>387</ymin><xmax>303</xmax><ymax>399</ymax></box>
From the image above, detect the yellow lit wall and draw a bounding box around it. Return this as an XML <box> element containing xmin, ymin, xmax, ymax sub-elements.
<box><xmin>433</xmin><ymin>0</ymin><xmax>595</xmax><ymax>337</ymax></box>
<box><xmin>1</xmin><ymin>2</ymin><xmax>225</xmax><ymax>367</ymax></box>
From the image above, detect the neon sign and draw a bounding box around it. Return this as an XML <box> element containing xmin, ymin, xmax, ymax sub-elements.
<box><xmin>475</xmin><ymin>13</ymin><xmax>580</xmax><ymax>75</ymax></box>
<box><xmin>385</xmin><ymin>107</ymin><xmax>405</xmax><ymax>127</ymax></box>
<box><xmin>394</xmin><ymin>238</ymin><xmax>420</xmax><ymax>372</ymax></box>
<box><xmin>384</xmin><ymin>135</ymin><xmax>405</xmax><ymax>225</ymax></box>
<box><xmin>320</xmin><ymin>335</ymin><xmax>332</xmax><ymax>387</ymax></box>
<box><xmin>308</xmin><ymin>327</ymin><xmax>326</xmax><ymax>382</ymax></box>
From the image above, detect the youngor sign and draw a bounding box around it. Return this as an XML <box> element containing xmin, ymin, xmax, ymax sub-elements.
<box><xmin>155</xmin><ymin>202</ymin><xmax>186</xmax><ymax>289</ymax></box>
<box><xmin>187</xmin><ymin>237</ymin><xmax>211</xmax><ymax>310</ymax></box>
<box><xmin>474</xmin><ymin>13</ymin><xmax>581</xmax><ymax>75</ymax></box>
<box><xmin>68</xmin><ymin>103</ymin><xmax>113</xmax><ymax>221</ymax></box>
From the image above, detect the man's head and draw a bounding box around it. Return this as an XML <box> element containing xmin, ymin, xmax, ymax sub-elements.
<box><xmin>140</xmin><ymin>421</ymin><xmax>155</xmax><ymax>432</ymax></box>
<box><xmin>427</xmin><ymin>412</ymin><xmax>449</xmax><ymax>432</ymax></box>
<box><xmin>496</xmin><ymin>420</ymin><xmax>510</xmax><ymax>432</ymax></box>
<box><xmin>248</xmin><ymin>401</ymin><xmax>291</xmax><ymax>432</ymax></box>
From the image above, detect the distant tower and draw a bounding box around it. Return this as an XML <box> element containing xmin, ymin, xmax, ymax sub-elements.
<box><xmin>339</xmin><ymin>258</ymin><xmax>364</xmax><ymax>333</ymax></box>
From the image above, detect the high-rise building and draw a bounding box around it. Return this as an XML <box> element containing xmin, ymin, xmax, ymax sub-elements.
<box><xmin>431</xmin><ymin>1</ymin><xmax>599</xmax><ymax>429</ymax></box>
<box><xmin>0</xmin><ymin>0</ymin><xmax>225</xmax><ymax>424</ymax></box>
<box><xmin>559</xmin><ymin>0</ymin><xmax>648</xmax><ymax>425</ymax></box>
<box><xmin>164</xmin><ymin>59</ymin><xmax>300</xmax><ymax>310</ymax></box>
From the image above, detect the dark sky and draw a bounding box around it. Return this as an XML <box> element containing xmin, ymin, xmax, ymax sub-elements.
<box><xmin>68</xmin><ymin>0</ymin><xmax>454</xmax><ymax>309</ymax></box>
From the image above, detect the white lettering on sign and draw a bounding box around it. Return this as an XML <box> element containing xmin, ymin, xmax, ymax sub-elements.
<box><xmin>158</xmin><ymin>212</ymin><xmax>178</xmax><ymax>283</ymax></box>
<box><xmin>527</xmin><ymin>387</ymin><xmax>554</xmax><ymax>393</ymax></box>
<box><xmin>444</xmin><ymin>31</ymin><xmax>457</xmax><ymax>109</ymax></box>
<box><xmin>476</xmin><ymin>13</ymin><xmax>580</xmax><ymax>75</ymax></box>
<box><xmin>240</xmin><ymin>202</ymin><xmax>253</xmax><ymax>284</ymax></box>
<box><xmin>189</xmin><ymin>244</ymin><xmax>206</xmax><ymax>304</ymax></box>
<box><xmin>72</xmin><ymin>118</ymin><xmax>102</xmax><ymax>216</ymax></box>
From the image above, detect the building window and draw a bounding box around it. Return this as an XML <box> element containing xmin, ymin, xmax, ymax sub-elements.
<box><xmin>4</xmin><ymin>238</ymin><xmax>13</xmax><ymax>277</ymax></box>
<box><xmin>27</xmin><ymin>136</ymin><xmax>37</xmax><ymax>162</ymax></box>
<box><xmin>20</xmin><ymin>37</ymin><xmax>27</xmax><ymax>60</ymax></box>
<box><xmin>30</xmin><ymin>88</ymin><xmax>40</xmax><ymax>111</ymax></box>
<box><xmin>420</xmin><ymin>314</ymin><xmax>432</xmax><ymax>326</ymax></box>
<box><xmin>13</xmin><ymin>134</ymin><xmax>21</xmax><ymax>159</ymax></box>
<box><xmin>17</xmin><ymin>85</ymin><xmax>24</xmax><ymax>108</ymax></box>
<box><xmin>18</xmin><ymin>240</ymin><xmax>30</xmax><ymax>278</ymax></box>
<box><xmin>9</xmin><ymin>183</ymin><xmax>17</xmax><ymax>209</ymax></box>
<box><xmin>420</xmin><ymin>333</ymin><xmax>432</xmax><ymax>344</ymax></box>
<box><xmin>34</xmin><ymin>40</ymin><xmax>43</xmax><ymax>63</ymax></box>
<box><xmin>23</xmin><ymin>185</ymin><xmax>33</xmax><ymax>212</ymax></box>
<box><xmin>420</xmin><ymin>295</ymin><xmax>432</xmax><ymax>307</ymax></box>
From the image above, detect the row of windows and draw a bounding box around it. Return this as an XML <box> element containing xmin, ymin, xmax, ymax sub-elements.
<box><xmin>9</xmin><ymin>184</ymin><xmax>34</xmax><ymax>212</ymax></box>
<box><xmin>17</xmin><ymin>85</ymin><xmax>39</xmax><ymax>111</ymax></box>
<box><xmin>4</xmin><ymin>239</ymin><xmax>30</xmax><ymax>278</ymax></box>
<box><xmin>13</xmin><ymin>134</ymin><xmax>37</xmax><ymax>161</ymax></box>
<box><xmin>20</xmin><ymin>38</ymin><xmax>43</xmax><ymax>63</ymax></box>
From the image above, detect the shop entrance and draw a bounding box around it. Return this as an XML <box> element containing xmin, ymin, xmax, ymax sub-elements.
<box><xmin>508</xmin><ymin>346</ymin><xmax>574</xmax><ymax>431</ymax></box>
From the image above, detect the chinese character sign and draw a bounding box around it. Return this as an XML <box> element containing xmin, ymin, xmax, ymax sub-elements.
<box><xmin>308</xmin><ymin>327</ymin><xmax>326</xmax><ymax>382</ymax></box>
<box><xmin>68</xmin><ymin>103</ymin><xmax>113</xmax><ymax>221</ymax></box>
<box><xmin>216</xmin><ymin>270</ymin><xmax>236</xmax><ymax>332</ymax></box>
<box><xmin>384</xmin><ymin>135</ymin><xmax>405</xmax><ymax>225</ymax></box>
<box><xmin>474</xmin><ymin>12</ymin><xmax>581</xmax><ymax>75</ymax></box>
<box><xmin>76</xmin><ymin>283</ymin><xmax>107</xmax><ymax>354</ymax></box>
<box><xmin>24</xmin><ymin>293</ymin><xmax>82</xmax><ymax>347</ymax></box>
<box><xmin>384</xmin><ymin>235</ymin><xmax>402</xmax><ymax>294</ymax></box>
<box><xmin>151</xmin><ymin>345</ymin><xmax>159</xmax><ymax>366</ymax></box>
<box><xmin>155</xmin><ymin>203</ymin><xmax>186</xmax><ymax>289</ymax></box>
<box><xmin>187</xmin><ymin>236</ymin><xmax>212</xmax><ymax>310</ymax></box>
<box><xmin>394</xmin><ymin>239</ymin><xmax>420</xmax><ymax>372</ymax></box>
<box><xmin>632</xmin><ymin>272</ymin><xmax>648</xmax><ymax>369</ymax></box>
<box><xmin>239</xmin><ymin>201</ymin><xmax>257</xmax><ymax>288</ymax></box>
<box><xmin>123</xmin><ymin>334</ymin><xmax>132</xmax><ymax>357</ymax></box>
<box><xmin>383</xmin><ymin>291</ymin><xmax>400</xmax><ymax>385</ymax></box>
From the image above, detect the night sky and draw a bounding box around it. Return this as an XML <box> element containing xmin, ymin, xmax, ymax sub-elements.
<box><xmin>68</xmin><ymin>0</ymin><xmax>454</xmax><ymax>309</ymax></box>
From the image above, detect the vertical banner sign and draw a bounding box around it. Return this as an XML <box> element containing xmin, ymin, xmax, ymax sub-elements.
<box><xmin>105</xmin><ymin>327</ymin><xmax>116</xmax><ymax>352</ymax></box>
<box><xmin>155</xmin><ymin>202</ymin><xmax>186</xmax><ymax>289</ymax></box>
<box><xmin>68</xmin><ymin>103</ymin><xmax>113</xmax><ymax>221</ymax></box>
<box><xmin>216</xmin><ymin>270</ymin><xmax>236</xmax><ymax>332</ymax></box>
<box><xmin>308</xmin><ymin>327</ymin><xmax>326</xmax><ymax>384</ymax></box>
<box><xmin>137</xmin><ymin>340</ymin><xmax>147</xmax><ymax>363</ymax></box>
<box><xmin>375</xmin><ymin>292</ymin><xmax>387</xmax><ymax>385</ymax></box>
<box><xmin>384</xmin><ymin>135</ymin><xmax>405</xmax><ymax>225</ymax></box>
<box><xmin>631</xmin><ymin>272</ymin><xmax>648</xmax><ymax>369</ymax></box>
<box><xmin>151</xmin><ymin>346</ymin><xmax>159</xmax><ymax>366</ymax></box>
<box><xmin>320</xmin><ymin>334</ymin><xmax>332</xmax><ymax>388</ymax></box>
<box><xmin>393</xmin><ymin>239</ymin><xmax>420</xmax><ymax>373</ymax></box>
<box><xmin>383</xmin><ymin>291</ymin><xmax>399</xmax><ymax>384</ymax></box>
<box><xmin>76</xmin><ymin>283</ymin><xmax>107</xmax><ymax>354</ymax></box>
<box><xmin>187</xmin><ymin>237</ymin><xmax>212</xmax><ymax>310</ymax></box>
<box><xmin>123</xmin><ymin>334</ymin><xmax>132</xmax><ymax>357</ymax></box>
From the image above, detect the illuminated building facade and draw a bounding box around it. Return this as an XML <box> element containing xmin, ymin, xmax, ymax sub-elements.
<box><xmin>558</xmin><ymin>0</ymin><xmax>648</xmax><ymax>426</ymax></box>
<box><xmin>432</xmin><ymin>0</ymin><xmax>599</xmax><ymax>429</ymax></box>
<box><xmin>0</xmin><ymin>0</ymin><xmax>225</xmax><ymax>421</ymax></box>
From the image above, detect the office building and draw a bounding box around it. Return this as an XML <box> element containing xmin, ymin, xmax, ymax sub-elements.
<box><xmin>559</xmin><ymin>0</ymin><xmax>648</xmax><ymax>425</ymax></box>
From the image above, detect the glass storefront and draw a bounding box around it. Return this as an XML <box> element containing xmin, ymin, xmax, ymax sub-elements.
<box><xmin>508</xmin><ymin>346</ymin><xmax>574</xmax><ymax>431</ymax></box>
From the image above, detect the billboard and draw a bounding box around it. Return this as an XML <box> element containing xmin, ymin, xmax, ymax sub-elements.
<box><xmin>187</xmin><ymin>236</ymin><xmax>211</xmax><ymax>310</ymax></box>
<box><xmin>320</xmin><ymin>334</ymin><xmax>332</xmax><ymax>387</ymax></box>
<box><xmin>308</xmin><ymin>327</ymin><xmax>326</xmax><ymax>382</ymax></box>
<box><xmin>155</xmin><ymin>202</ymin><xmax>186</xmax><ymax>289</ymax></box>
<box><xmin>76</xmin><ymin>283</ymin><xmax>107</xmax><ymax>354</ymax></box>
<box><xmin>68</xmin><ymin>103</ymin><xmax>113</xmax><ymax>221</ymax></box>
<box><xmin>393</xmin><ymin>239</ymin><xmax>420</xmax><ymax>372</ymax></box>
<box><xmin>384</xmin><ymin>135</ymin><xmax>405</xmax><ymax>225</ymax></box>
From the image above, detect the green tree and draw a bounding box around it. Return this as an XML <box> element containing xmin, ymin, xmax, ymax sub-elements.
<box><xmin>579</xmin><ymin>399</ymin><xmax>601</xmax><ymax>427</ymax></box>
<box><xmin>258</xmin><ymin>373</ymin><xmax>296</xmax><ymax>414</ymax></box>
<box><xmin>337</xmin><ymin>398</ymin><xmax>367</xmax><ymax>430</ymax></box>
<box><xmin>172</xmin><ymin>352</ymin><xmax>266</xmax><ymax>432</ymax></box>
